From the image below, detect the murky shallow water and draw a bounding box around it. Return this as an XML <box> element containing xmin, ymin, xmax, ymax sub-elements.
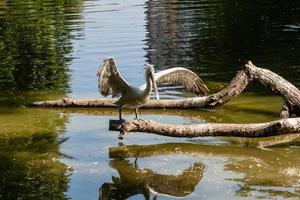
<box><xmin>1</xmin><ymin>0</ymin><xmax>300</xmax><ymax>199</ymax></box>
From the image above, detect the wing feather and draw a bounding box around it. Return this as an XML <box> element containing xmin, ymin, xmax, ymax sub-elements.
<box><xmin>154</xmin><ymin>67</ymin><xmax>209</xmax><ymax>96</ymax></box>
<box><xmin>97</xmin><ymin>57</ymin><xmax>131</xmax><ymax>97</ymax></box>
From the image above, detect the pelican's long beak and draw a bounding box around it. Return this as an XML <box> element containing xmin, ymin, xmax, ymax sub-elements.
<box><xmin>150</xmin><ymin>72</ymin><xmax>159</xmax><ymax>100</ymax></box>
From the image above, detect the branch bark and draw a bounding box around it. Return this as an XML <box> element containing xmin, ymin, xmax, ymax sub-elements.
<box><xmin>109</xmin><ymin>118</ymin><xmax>300</xmax><ymax>139</ymax></box>
<box><xmin>30</xmin><ymin>61</ymin><xmax>300</xmax><ymax>116</ymax></box>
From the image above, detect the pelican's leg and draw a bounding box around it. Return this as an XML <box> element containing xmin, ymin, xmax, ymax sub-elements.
<box><xmin>119</xmin><ymin>107</ymin><xmax>124</xmax><ymax>122</ymax></box>
<box><xmin>118</xmin><ymin>107</ymin><xmax>126</xmax><ymax>140</ymax></box>
<box><xmin>134</xmin><ymin>157</ymin><xmax>138</xmax><ymax>168</ymax></box>
<box><xmin>134</xmin><ymin>108</ymin><xmax>139</xmax><ymax>120</ymax></box>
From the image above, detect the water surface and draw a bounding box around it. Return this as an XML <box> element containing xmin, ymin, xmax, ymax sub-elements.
<box><xmin>0</xmin><ymin>0</ymin><xmax>300</xmax><ymax>199</ymax></box>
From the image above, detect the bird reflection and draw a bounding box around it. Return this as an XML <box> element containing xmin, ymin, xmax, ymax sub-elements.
<box><xmin>109</xmin><ymin>142</ymin><xmax>300</xmax><ymax>199</ymax></box>
<box><xmin>99</xmin><ymin>158</ymin><xmax>205</xmax><ymax>200</ymax></box>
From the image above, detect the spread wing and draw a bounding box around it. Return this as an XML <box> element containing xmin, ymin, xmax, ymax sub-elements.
<box><xmin>154</xmin><ymin>67</ymin><xmax>209</xmax><ymax>96</ymax></box>
<box><xmin>97</xmin><ymin>57</ymin><xmax>131</xmax><ymax>97</ymax></box>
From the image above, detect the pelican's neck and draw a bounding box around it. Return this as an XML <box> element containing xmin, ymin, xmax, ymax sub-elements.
<box><xmin>143</xmin><ymin>73</ymin><xmax>152</xmax><ymax>95</ymax></box>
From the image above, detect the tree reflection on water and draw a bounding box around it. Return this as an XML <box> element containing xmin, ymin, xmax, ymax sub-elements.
<box><xmin>0</xmin><ymin>108</ymin><xmax>71</xmax><ymax>199</ymax></box>
<box><xmin>0</xmin><ymin>0</ymin><xmax>83</xmax><ymax>95</ymax></box>
<box><xmin>145</xmin><ymin>0</ymin><xmax>300</xmax><ymax>85</ymax></box>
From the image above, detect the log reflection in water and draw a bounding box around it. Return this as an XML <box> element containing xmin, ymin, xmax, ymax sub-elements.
<box><xmin>99</xmin><ymin>159</ymin><xmax>204</xmax><ymax>200</ymax></box>
<box><xmin>109</xmin><ymin>142</ymin><xmax>300</xmax><ymax>199</ymax></box>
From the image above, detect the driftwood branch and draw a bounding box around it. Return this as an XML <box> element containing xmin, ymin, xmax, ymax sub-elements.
<box><xmin>31</xmin><ymin>61</ymin><xmax>300</xmax><ymax>117</ymax></box>
<box><xmin>109</xmin><ymin>118</ymin><xmax>300</xmax><ymax>139</ymax></box>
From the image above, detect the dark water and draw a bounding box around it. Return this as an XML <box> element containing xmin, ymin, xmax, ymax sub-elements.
<box><xmin>0</xmin><ymin>0</ymin><xmax>300</xmax><ymax>199</ymax></box>
<box><xmin>145</xmin><ymin>0</ymin><xmax>300</xmax><ymax>84</ymax></box>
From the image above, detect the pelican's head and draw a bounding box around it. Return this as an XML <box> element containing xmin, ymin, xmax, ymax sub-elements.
<box><xmin>145</xmin><ymin>63</ymin><xmax>155</xmax><ymax>75</ymax></box>
<box><xmin>145</xmin><ymin>64</ymin><xmax>159</xmax><ymax>100</ymax></box>
<box><xmin>104</xmin><ymin>57</ymin><xmax>115</xmax><ymax>66</ymax></box>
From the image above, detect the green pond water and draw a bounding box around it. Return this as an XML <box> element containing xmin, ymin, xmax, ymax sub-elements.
<box><xmin>0</xmin><ymin>0</ymin><xmax>300</xmax><ymax>199</ymax></box>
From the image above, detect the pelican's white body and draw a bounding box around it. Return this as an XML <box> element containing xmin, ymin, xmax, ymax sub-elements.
<box><xmin>97</xmin><ymin>57</ymin><xmax>208</xmax><ymax>120</ymax></box>
<box><xmin>114</xmin><ymin>78</ymin><xmax>152</xmax><ymax>109</ymax></box>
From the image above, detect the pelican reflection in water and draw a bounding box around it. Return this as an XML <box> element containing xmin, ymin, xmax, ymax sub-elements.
<box><xmin>99</xmin><ymin>159</ymin><xmax>205</xmax><ymax>200</ymax></box>
<box><xmin>97</xmin><ymin>57</ymin><xmax>208</xmax><ymax>121</ymax></box>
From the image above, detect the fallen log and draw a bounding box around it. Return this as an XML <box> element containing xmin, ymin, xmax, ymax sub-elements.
<box><xmin>30</xmin><ymin>61</ymin><xmax>300</xmax><ymax>117</ymax></box>
<box><xmin>109</xmin><ymin>118</ymin><xmax>300</xmax><ymax>139</ymax></box>
<box><xmin>31</xmin><ymin>97</ymin><xmax>206</xmax><ymax>108</ymax></box>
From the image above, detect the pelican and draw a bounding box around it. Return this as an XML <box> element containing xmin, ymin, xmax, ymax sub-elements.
<box><xmin>97</xmin><ymin>57</ymin><xmax>208</xmax><ymax>121</ymax></box>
